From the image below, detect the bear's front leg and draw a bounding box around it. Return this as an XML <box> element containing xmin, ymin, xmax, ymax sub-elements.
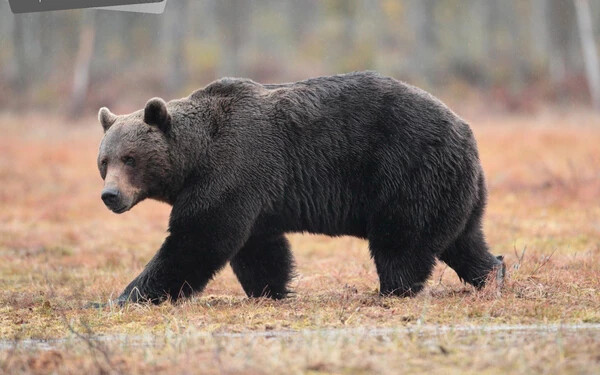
<box><xmin>116</xmin><ymin>190</ymin><xmax>257</xmax><ymax>305</ymax></box>
<box><xmin>115</xmin><ymin>233</ymin><xmax>231</xmax><ymax>304</ymax></box>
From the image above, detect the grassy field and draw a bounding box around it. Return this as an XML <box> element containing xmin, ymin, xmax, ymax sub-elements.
<box><xmin>1</xmin><ymin>110</ymin><xmax>600</xmax><ymax>374</ymax></box>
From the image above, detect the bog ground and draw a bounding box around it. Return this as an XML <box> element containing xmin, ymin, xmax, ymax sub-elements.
<box><xmin>1</xmin><ymin>111</ymin><xmax>600</xmax><ymax>374</ymax></box>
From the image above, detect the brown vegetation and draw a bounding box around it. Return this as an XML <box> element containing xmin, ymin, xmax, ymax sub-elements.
<box><xmin>1</xmin><ymin>110</ymin><xmax>599</xmax><ymax>374</ymax></box>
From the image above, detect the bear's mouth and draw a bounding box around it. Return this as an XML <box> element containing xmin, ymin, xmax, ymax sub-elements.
<box><xmin>111</xmin><ymin>205</ymin><xmax>129</xmax><ymax>214</ymax></box>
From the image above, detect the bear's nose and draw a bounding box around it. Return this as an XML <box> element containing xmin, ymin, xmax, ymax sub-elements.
<box><xmin>101</xmin><ymin>188</ymin><xmax>120</xmax><ymax>205</ymax></box>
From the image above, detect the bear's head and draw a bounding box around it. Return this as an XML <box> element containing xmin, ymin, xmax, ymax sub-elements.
<box><xmin>97</xmin><ymin>98</ymin><xmax>174</xmax><ymax>213</ymax></box>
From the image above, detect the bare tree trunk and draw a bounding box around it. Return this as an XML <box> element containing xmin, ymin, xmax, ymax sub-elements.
<box><xmin>69</xmin><ymin>11</ymin><xmax>96</xmax><ymax>118</ymax></box>
<box><xmin>39</xmin><ymin>14</ymin><xmax>55</xmax><ymax>78</ymax></box>
<box><xmin>163</xmin><ymin>0</ymin><xmax>189</xmax><ymax>94</ymax></box>
<box><xmin>531</xmin><ymin>0</ymin><xmax>550</xmax><ymax>61</ymax></box>
<box><xmin>548</xmin><ymin>0</ymin><xmax>573</xmax><ymax>86</ymax></box>
<box><xmin>216</xmin><ymin>0</ymin><xmax>249</xmax><ymax>77</ymax></box>
<box><xmin>341</xmin><ymin>0</ymin><xmax>357</xmax><ymax>53</ymax></box>
<box><xmin>11</xmin><ymin>16</ymin><xmax>28</xmax><ymax>97</ymax></box>
<box><xmin>407</xmin><ymin>0</ymin><xmax>438</xmax><ymax>85</ymax></box>
<box><xmin>507</xmin><ymin>0</ymin><xmax>528</xmax><ymax>89</ymax></box>
<box><xmin>288</xmin><ymin>0</ymin><xmax>317</xmax><ymax>43</ymax></box>
<box><xmin>574</xmin><ymin>0</ymin><xmax>600</xmax><ymax>110</ymax></box>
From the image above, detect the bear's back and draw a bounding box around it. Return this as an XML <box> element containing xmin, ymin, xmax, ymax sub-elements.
<box><xmin>209</xmin><ymin>73</ymin><xmax>480</xmax><ymax>238</ymax></box>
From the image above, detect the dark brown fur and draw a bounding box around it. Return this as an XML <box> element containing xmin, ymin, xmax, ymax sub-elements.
<box><xmin>96</xmin><ymin>72</ymin><xmax>503</xmax><ymax>304</ymax></box>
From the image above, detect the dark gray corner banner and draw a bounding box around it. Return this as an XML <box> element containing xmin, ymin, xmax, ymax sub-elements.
<box><xmin>9</xmin><ymin>0</ymin><xmax>164</xmax><ymax>13</ymax></box>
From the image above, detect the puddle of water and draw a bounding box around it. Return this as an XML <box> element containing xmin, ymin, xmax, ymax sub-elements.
<box><xmin>2</xmin><ymin>323</ymin><xmax>600</xmax><ymax>351</ymax></box>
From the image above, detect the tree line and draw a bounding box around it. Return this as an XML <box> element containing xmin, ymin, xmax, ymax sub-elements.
<box><xmin>0</xmin><ymin>0</ymin><xmax>599</xmax><ymax>115</ymax></box>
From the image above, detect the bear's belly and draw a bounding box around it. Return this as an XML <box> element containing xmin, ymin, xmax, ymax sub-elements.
<box><xmin>254</xmin><ymin>203</ymin><xmax>369</xmax><ymax>238</ymax></box>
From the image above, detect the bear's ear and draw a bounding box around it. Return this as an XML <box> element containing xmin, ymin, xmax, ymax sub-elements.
<box><xmin>98</xmin><ymin>107</ymin><xmax>117</xmax><ymax>132</ymax></box>
<box><xmin>144</xmin><ymin>97</ymin><xmax>171</xmax><ymax>133</ymax></box>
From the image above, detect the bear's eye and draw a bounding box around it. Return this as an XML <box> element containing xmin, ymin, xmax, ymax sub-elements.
<box><xmin>123</xmin><ymin>156</ymin><xmax>136</xmax><ymax>167</ymax></box>
<box><xmin>100</xmin><ymin>160</ymin><xmax>107</xmax><ymax>168</ymax></box>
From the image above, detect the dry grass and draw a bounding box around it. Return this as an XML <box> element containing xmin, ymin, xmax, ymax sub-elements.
<box><xmin>1</xmin><ymin>109</ymin><xmax>600</xmax><ymax>374</ymax></box>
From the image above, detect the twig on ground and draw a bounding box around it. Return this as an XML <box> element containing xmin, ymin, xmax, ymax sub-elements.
<box><xmin>437</xmin><ymin>265</ymin><xmax>448</xmax><ymax>286</ymax></box>
<box><xmin>530</xmin><ymin>248</ymin><xmax>557</xmax><ymax>277</ymax></box>
<box><xmin>513</xmin><ymin>244</ymin><xmax>527</xmax><ymax>270</ymax></box>
<box><xmin>43</xmin><ymin>273</ymin><xmax>121</xmax><ymax>375</ymax></box>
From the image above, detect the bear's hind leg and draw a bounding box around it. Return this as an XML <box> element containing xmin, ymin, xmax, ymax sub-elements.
<box><xmin>439</xmin><ymin>218</ymin><xmax>504</xmax><ymax>289</ymax></box>
<box><xmin>369</xmin><ymin>228</ymin><xmax>438</xmax><ymax>297</ymax></box>
<box><xmin>230</xmin><ymin>234</ymin><xmax>295</xmax><ymax>299</ymax></box>
<box><xmin>440</xmin><ymin>172</ymin><xmax>505</xmax><ymax>289</ymax></box>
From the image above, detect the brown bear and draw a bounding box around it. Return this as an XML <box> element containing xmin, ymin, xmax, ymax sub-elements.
<box><xmin>96</xmin><ymin>71</ymin><xmax>504</xmax><ymax>305</ymax></box>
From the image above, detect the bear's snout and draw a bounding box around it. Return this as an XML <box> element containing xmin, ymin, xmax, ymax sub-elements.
<box><xmin>101</xmin><ymin>187</ymin><xmax>125</xmax><ymax>213</ymax></box>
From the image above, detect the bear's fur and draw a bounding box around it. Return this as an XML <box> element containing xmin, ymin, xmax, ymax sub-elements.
<box><xmin>96</xmin><ymin>71</ymin><xmax>503</xmax><ymax>304</ymax></box>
